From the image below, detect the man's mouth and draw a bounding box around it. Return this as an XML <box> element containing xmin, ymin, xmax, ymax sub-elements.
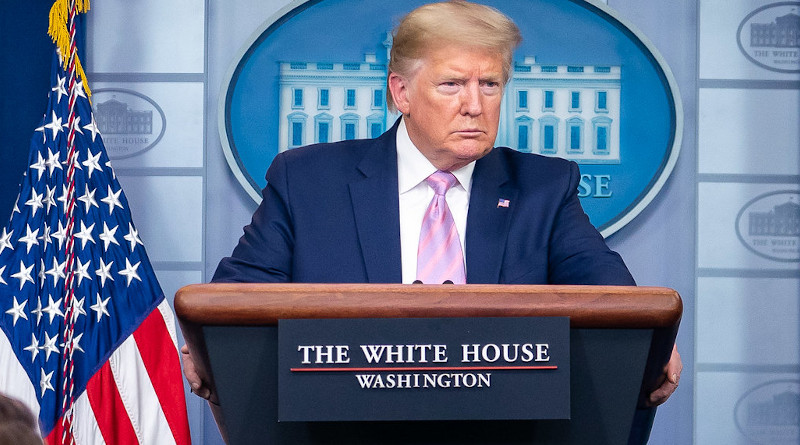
<box><xmin>455</xmin><ymin>129</ymin><xmax>483</xmax><ymax>137</ymax></box>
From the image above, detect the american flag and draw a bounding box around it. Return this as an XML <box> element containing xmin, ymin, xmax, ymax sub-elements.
<box><xmin>0</xmin><ymin>17</ymin><xmax>191</xmax><ymax>445</ymax></box>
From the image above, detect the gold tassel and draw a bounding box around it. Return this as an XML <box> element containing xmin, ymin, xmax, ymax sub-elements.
<box><xmin>77</xmin><ymin>58</ymin><xmax>92</xmax><ymax>98</ymax></box>
<box><xmin>48</xmin><ymin>0</ymin><xmax>93</xmax><ymax>99</ymax></box>
<box><xmin>48</xmin><ymin>0</ymin><xmax>69</xmax><ymax>61</ymax></box>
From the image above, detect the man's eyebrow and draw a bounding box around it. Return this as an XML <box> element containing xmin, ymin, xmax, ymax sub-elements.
<box><xmin>433</xmin><ymin>75</ymin><xmax>467</xmax><ymax>85</ymax></box>
<box><xmin>438</xmin><ymin>72</ymin><xmax>469</xmax><ymax>80</ymax></box>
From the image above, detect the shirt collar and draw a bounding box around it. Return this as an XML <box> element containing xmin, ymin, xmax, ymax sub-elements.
<box><xmin>396</xmin><ymin>117</ymin><xmax>475</xmax><ymax>194</ymax></box>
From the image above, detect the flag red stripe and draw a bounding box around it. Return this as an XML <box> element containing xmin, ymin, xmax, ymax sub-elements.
<box><xmin>133</xmin><ymin>308</ymin><xmax>191</xmax><ymax>444</ymax></box>
<box><xmin>86</xmin><ymin>361</ymin><xmax>139</xmax><ymax>445</ymax></box>
<box><xmin>44</xmin><ymin>415</ymin><xmax>71</xmax><ymax>445</ymax></box>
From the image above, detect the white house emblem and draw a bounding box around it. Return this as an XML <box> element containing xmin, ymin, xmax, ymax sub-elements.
<box><xmin>734</xmin><ymin>380</ymin><xmax>800</xmax><ymax>444</ymax></box>
<box><xmin>92</xmin><ymin>89</ymin><xmax>166</xmax><ymax>159</ymax></box>
<box><xmin>737</xmin><ymin>3</ymin><xmax>800</xmax><ymax>73</ymax></box>
<box><xmin>736</xmin><ymin>191</ymin><xmax>800</xmax><ymax>262</ymax></box>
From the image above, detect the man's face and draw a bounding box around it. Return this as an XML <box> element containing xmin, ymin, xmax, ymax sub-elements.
<box><xmin>389</xmin><ymin>46</ymin><xmax>505</xmax><ymax>171</ymax></box>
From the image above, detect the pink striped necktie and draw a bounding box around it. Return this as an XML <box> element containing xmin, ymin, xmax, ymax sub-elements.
<box><xmin>416</xmin><ymin>170</ymin><xmax>466</xmax><ymax>284</ymax></box>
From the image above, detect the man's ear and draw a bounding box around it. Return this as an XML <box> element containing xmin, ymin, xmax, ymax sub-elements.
<box><xmin>388</xmin><ymin>72</ymin><xmax>411</xmax><ymax>115</ymax></box>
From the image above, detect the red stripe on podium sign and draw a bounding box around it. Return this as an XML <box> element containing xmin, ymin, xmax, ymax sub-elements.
<box><xmin>291</xmin><ymin>365</ymin><xmax>558</xmax><ymax>372</ymax></box>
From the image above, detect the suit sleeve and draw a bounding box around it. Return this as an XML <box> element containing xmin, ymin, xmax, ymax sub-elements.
<box><xmin>211</xmin><ymin>154</ymin><xmax>294</xmax><ymax>283</ymax></box>
<box><xmin>547</xmin><ymin>161</ymin><xmax>636</xmax><ymax>286</ymax></box>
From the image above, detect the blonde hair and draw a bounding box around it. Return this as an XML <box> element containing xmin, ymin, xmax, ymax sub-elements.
<box><xmin>387</xmin><ymin>0</ymin><xmax>522</xmax><ymax>112</ymax></box>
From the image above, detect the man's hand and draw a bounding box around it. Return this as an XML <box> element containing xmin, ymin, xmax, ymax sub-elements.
<box><xmin>648</xmin><ymin>343</ymin><xmax>682</xmax><ymax>406</ymax></box>
<box><xmin>181</xmin><ymin>344</ymin><xmax>212</xmax><ymax>400</ymax></box>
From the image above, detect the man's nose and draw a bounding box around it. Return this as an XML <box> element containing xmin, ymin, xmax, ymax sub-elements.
<box><xmin>460</xmin><ymin>83</ymin><xmax>482</xmax><ymax>116</ymax></box>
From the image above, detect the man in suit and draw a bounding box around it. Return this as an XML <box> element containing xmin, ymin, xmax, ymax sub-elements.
<box><xmin>209</xmin><ymin>122</ymin><xmax>636</xmax><ymax>286</ymax></box>
<box><xmin>184</xmin><ymin>0</ymin><xmax>681</xmax><ymax>435</ymax></box>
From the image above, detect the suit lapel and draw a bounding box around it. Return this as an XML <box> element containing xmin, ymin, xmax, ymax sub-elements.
<box><xmin>465</xmin><ymin>149</ymin><xmax>517</xmax><ymax>284</ymax></box>
<box><xmin>349</xmin><ymin>126</ymin><xmax>402</xmax><ymax>283</ymax></box>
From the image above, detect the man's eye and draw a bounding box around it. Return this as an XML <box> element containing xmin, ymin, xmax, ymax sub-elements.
<box><xmin>437</xmin><ymin>82</ymin><xmax>460</xmax><ymax>92</ymax></box>
<box><xmin>480</xmin><ymin>82</ymin><xmax>501</xmax><ymax>94</ymax></box>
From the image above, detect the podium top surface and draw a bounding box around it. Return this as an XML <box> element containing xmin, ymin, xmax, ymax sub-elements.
<box><xmin>175</xmin><ymin>283</ymin><xmax>681</xmax><ymax>329</ymax></box>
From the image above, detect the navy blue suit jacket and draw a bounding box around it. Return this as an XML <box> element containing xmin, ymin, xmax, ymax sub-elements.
<box><xmin>213</xmin><ymin>123</ymin><xmax>634</xmax><ymax>286</ymax></box>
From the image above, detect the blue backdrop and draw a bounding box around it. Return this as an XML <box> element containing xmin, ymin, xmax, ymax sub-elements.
<box><xmin>0</xmin><ymin>5</ymin><xmax>86</xmax><ymax>224</ymax></box>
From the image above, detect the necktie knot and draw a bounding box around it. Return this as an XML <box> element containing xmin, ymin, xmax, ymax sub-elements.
<box><xmin>426</xmin><ymin>171</ymin><xmax>457</xmax><ymax>196</ymax></box>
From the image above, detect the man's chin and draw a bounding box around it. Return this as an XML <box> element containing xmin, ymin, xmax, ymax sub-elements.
<box><xmin>452</xmin><ymin>145</ymin><xmax>493</xmax><ymax>164</ymax></box>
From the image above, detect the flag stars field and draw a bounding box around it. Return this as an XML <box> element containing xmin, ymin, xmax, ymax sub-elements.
<box><xmin>42</xmin><ymin>296</ymin><xmax>64</xmax><ymax>324</ymax></box>
<box><xmin>82</xmin><ymin>149</ymin><xmax>102</xmax><ymax>178</ymax></box>
<box><xmin>23</xmin><ymin>333</ymin><xmax>40</xmax><ymax>362</ymax></box>
<box><xmin>39</xmin><ymin>369</ymin><xmax>55</xmax><ymax>397</ymax></box>
<box><xmin>0</xmin><ymin>228</ymin><xmax>13</xmax><ymax>254</ymax></box>
<box><xmin>83</xmin><ymin>114</ymin><xmax>100</xmax><ymax>142</ymax></box>
<box><xmin>98</xmin><ymin>222</ymin><xmax>119</xmax><ymax>251</ymax></box>
<box><xmin>37</xmin><ymin>260</ymin><xmax>47</xmax><ymax>288</ymax></box>
<box><xmin>51</xmin><ymin>221</ymin><xmax>67</xmax><ymax>248</ymax></box>
<box><xmin>90</xmin><ymin>294</ymin><xmax>111</xmax><ymax>322</ymax></box>
<box><xmin>73</xmin><ymin>258</ymin><xmax>92</xmax><ymax>285</ymax></box>
<box><xmin>40</xmin><ymin>331</ymin><xmax>60</xmax><ymax>361</ymax></box>
<box><xmin>30</xmin><ymin>152</ymin><xmax>47</xmax><ymax>180</ymax></box>
<box><xmin>11</xmin><ymin>261</ymin><xmax>34</xmax><ymax>290</ymax></box>
<box><xmin>19</xmin><ymin>225</ymin><xmax>40</xmax><ymax>253</ymax></box>
<box><xmin>38</xmin><ymin>225</ymin><xmax>52</xmax><ymax>247</ymax></box>
<box><xmin>44</xmin><ymin>185</ymin><xmax>58</xmax><ymax>211</ymax></box>
<box><xmin>30</xmin><ymin>297</ymin><xmax>44</xmax><ymax>325</ymax></box>
<box><xmin>77</xmin><ymin>185</ymin><xmax>98</xmax><ymax>212</ymax></box>
<box><xmin>5</xmin><ymin>296</ymin><xmax>28</xmax><ymax>326</ymax></box>
<box><xmin>46</xmin><ymin>258</ymin><xmax>66</xmax><ymax>283</ymax></box>
<box><xmin>25</xmin><ymin>189</ymin><xmax>45</xmax><ymax>216</ymax></box>
<box><xmin>43</xmin><ymin>112</ymin><xmax>63</xmax><ymax>140</ymax></box>
<box><xmin>70</xmin><ymin>297</ymin><xmax>87</xmax><ymax>320</ymax></box>
<box><xmin>73</xmin><ymin>221</ymin><xmax>95</xmax><ymax>249</ymax></box>
<box><xmin>95</xmin><ymin>258</ymin><xmax>114</xmax><ymax>286</ymax></box>
<box><xmin>119</xmin><ymin>259</ymin><xmax>142</xmax><ymax>286</ymax></box>
<box><xmin>45</xmin><ymin>148</ymin><xmax>62</xmax><ymax>175</ymax></box>
<box><xmin>51</xmin><ymin>74</ymin><xmax>67</xmax><ymax>104</ymax></box>
<box><xmin>101</xmin><ymin>185</ymin><xmax>123</xmax><ymax>214</ymax></box>
<box><xmin>55</xmin><ymin>185</ymin><xmax>69</xmax><ymax>211</ymax></box>
<box><xmin>124</xmin><ymin>223</ymin><xmax>144</xmax><ymax>251</ymax></box>
<box><xmin>60</xmin><ymin>332</ymin><xmax>84</xmax><ymax>354</ymax></box>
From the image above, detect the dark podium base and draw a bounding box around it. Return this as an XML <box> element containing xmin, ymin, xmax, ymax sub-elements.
<box><xmin>206</xmin><ymin>326</ymin><xmax>651</xmax><ymax>444</ymax></box>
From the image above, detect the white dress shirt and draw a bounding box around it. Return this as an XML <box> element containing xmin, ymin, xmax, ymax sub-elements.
<box><xmin>396</xmin><ymin>119</ymin><xmax>475</xmax><ymax>284</ymax></box>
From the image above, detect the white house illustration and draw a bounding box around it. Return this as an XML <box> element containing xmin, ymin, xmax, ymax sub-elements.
<box><xmin>278</xmin><ymin>52</ymin><xmax>393</xmax><ymax>152</ymax></box>
<box><xmin>278</xmin><ymin>37</ymin><xmax>621</xmax><ymax>164</ymax></box>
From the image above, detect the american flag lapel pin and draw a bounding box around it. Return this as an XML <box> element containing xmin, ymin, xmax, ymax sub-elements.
<box><xmin>497</xmin><ymin>198</ymin><xmax>510</xmax><ymax>208</ymax></box>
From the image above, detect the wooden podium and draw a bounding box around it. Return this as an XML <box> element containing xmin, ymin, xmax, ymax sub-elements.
<box><xmin>175</xmin><ymin>284</ymin><xmax>681</xmax><ymax>444</ymax></box>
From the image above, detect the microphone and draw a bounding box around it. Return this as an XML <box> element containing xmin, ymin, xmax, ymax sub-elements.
<box><xmin>442</xmin><ymin>280</ymin><xmax>454</xmax><ymax>284</ymax></box>
<box><xmin>412</xmin><ymin>280</ymin><xmax>423</xmax><ymax>284</ymax></box>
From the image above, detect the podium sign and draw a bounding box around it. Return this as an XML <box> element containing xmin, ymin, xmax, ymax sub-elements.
<box><xmin>278</xmin><ymin>317</ymin><xmax>570</xmax><ymax>421</ymax></box>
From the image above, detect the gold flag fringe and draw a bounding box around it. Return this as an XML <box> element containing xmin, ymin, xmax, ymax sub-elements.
<box><xmin>48</xmin><ymin>0</ymin><xmax>92</xmax><ymax>98</ymax></box>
